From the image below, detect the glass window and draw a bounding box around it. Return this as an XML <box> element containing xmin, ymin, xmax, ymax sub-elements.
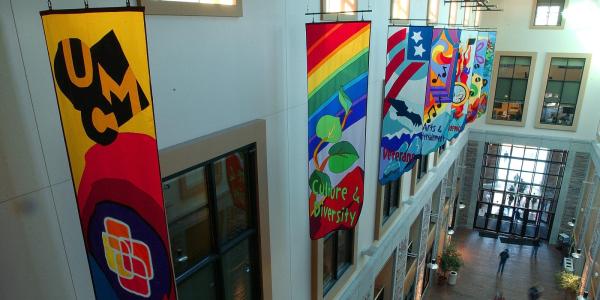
<box><xmin>417</xmin><ymin>155</ymin><xmax>429</xmax><ymax>181</ymax></box>
<box><xmin>163</xmin><ymin>145</ymin><xmax>260</xmax><ymax>300</ymax></box>
<box><xmin>448</xmin><ymin>2</ymin><xmax>458</xmax><ymax>24</ymax></box>
<box><xmin>323</xmin><ymin>230</ymin><xmax>354</xmax><ymax>296</ymax></box>
<box><xmin>490</xmin><ymin>54</ymin><xmax>534</xmax><ymax>124</ymax></box>
<box><xmin>533</xmin><ymin>0</ymin><xmax>565</xmax><ymax>27</ymax></box>
<box><xmin>383</xmin><ymin>177</ymin><xmax>401</xmax><ymax>224</ymax></box>
<box><xmin>539</xmin><ymin>56</ymin><xmax>589</xmax><ymax>128</ymax></box>
<box><xmin>141</xmin><ymin>0</ymin><xmax>242</xmax><ymax>17</ymax></box>
<box><xmin>391</xmin><ymin>0</ymin><xmax>410</xmax><ymax>20</ymax></box>
<box><xmin>427</xmin><ymin>0</ymin><xmax>439</xmax><ymax>24</ymax></box>
<box><xmin>473</xmin><ymin>143</ymin><xmax>567</xmax><ymax>239</ymax></box>
<box><xmin>463</xmin><ymin>7</ymin><xmax>472</xmax><ymax>26</ymax></box>
<box><xmin>322</xmin><ymin>0</ymin><xmax>357</xmax><ymax>14</ymax></box>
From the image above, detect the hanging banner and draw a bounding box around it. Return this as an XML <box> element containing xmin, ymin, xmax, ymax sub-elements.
<box><xmin>378</xmin><ymin>25</ymin><xmax>432</xmax><ymax>184</ymax></box>
<box><xmin>421</xmin><ymin>28</ymin><xmax>461</xmax><ymax>155</ymax></box>
<box><xmin>306</xmin><ymin>22</ymin><xmax>370</xmax><ymax>240</ymax></box>
<box><xmin>446</xmin><ymin>30</ymin><xmax>478</xmax><ymax>140</ymax></box>
<box><xmin>466</xmin><ymin>31</ymin><xmax>489</xmax><ymax>123</ymax></box>
<box><xmin>478</xmin><ymin>31</ymin><xmax>497</xmax><ymax>119</ymax></box>
<box><xmin>41</xmin><ymin>8</ymin><xmax>176</xmax><ymax>299</ymax></box>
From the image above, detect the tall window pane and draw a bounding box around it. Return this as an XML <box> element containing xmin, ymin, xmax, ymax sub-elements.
<box><xmin>490</xmin><ymin>54</ymin><xmax>534</xmax><ymax>124</ymax></box>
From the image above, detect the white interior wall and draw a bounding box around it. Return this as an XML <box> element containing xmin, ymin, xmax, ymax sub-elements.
<box><xmin>473</xmin><ymin>0</ymin><xmax>600</xmax><ymax>140</ymax></box>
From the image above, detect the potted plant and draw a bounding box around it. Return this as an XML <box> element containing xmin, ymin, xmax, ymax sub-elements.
<box><xmin>440</xmin><ymin>243</ymin><xmax>463</xmax><ymax>286</ymax></box>
<box><xmin>555</xmin><ymin>271</ymin><xmax>580</xmax><ymax>298</ymax></box>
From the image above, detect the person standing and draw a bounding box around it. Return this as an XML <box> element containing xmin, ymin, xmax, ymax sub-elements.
<box><xmin>532</xmin><ymin>237</ymin><xmax>541</xmax><ymax>258</ymax></box>
<box><xmin>498</xmin><ymin>249</ymin><xmax>510</xmax><ymax>276</ymax></box>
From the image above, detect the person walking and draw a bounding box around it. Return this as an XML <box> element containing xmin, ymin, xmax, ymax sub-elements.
<box><xmin>498</xmin><ymin>249</ymin><xmax>510</xmax><ymax>276</ymax></box>
<box><xmin>532</xmin><ymin>237</ymin><xmax>541</xmax><ymax>258</ymax></box>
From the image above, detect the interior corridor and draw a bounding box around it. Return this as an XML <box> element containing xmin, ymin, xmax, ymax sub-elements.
<box><xmin>426</xmin><ymin>229</ymin><xmax>567</xmax><ymax>300</ymax></box>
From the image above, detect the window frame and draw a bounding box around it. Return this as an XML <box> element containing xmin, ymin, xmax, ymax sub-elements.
<box><xmin>530</xmin><ymin>0</ymin><xmax>567</xmax><ymax>29</ymax></box>
<box><xmin>411</xmin><ymin>154</ymin><xmax>430</xmax><ymax>195</ymax></box>
<box><xmin>486</xmin><ymin>51</ymin><xmax>538</xmax><ymax>127</ymax></box>
<box><xmin>159</xmin><ymin>119</ymin><xmax>271</xmax><ymax>299</ymax></box>
<box><xmin>320</xmin><ymin>0</ymin><xmax>359</xmax><ymax>21</ymax></box>
<box><xmin>139</xmin><ymin>0</ymin><xmax>243</xmax><ymax>17</ymax></box>
<box><xmin>374</xmin><ymin>175</ymin><xmax>403</xmax><ymax>240</ymax></box>
<box><xmin>534</xmin><ymin>53</ymin><xmax>592</xmax><ymax>132</ymax></box>
<box><xmin>312</xmin><ymin>228</ymin><xmax>358</xmax><ymax>300</ymax></box>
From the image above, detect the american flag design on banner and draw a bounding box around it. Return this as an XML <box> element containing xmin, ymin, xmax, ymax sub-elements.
<box><xmin>378</xmin><ymin>26</ymin><xmax>432</xmax><ymax>184</ymax></box>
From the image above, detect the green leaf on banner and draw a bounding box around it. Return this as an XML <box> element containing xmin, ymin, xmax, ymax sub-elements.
<box><xmin>309</xmin><ymin>170</ymin><xmax>331</xmax><ymax>196</ymax></box>
<box><xmin>328</xmin><ymin>141</ymin><xmax>359</xmax><ymax>174</ymax></box>
<box><xmin>338</xmin><ymin>88</ymin><xmax>352</xmax><ymax>114</ymax></box>
<box><xmin>316</xmin><ymin>115</ymin><xmax>342</xmax><ymax>143</ymax></box>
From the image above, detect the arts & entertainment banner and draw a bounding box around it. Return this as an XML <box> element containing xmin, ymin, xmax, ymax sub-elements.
<box><xmin>466</xmin><ymin>31</ymin><xmax>489</xmax><ymax>123</ymax></box>
<box><xmin>306</xmin><ymin>22</ymin><xmax>370</xmax><ymax>240</ymax></box>
<box><xmin>41</xmin><ymin>8</ymin><xmax>176</xmax><ymax>299</ymax></box>
<box><xmin>445</xmin><ymin>30</ymin><xmax>478</xmax><ymax>140</ymax></box>
<box><xmin>478</xmin><ymin>31</ymin><xmax>497</xmax><ymax>119</ymax></box>
<box><xmin>421</xmin><ymin>28</ymin><xmax>461</xmax><ymax>155</ymax></box>
<box><xmin>378</xmin><ymin>26</ymin><xmax>432</xmax><ymax>184</ymax></box>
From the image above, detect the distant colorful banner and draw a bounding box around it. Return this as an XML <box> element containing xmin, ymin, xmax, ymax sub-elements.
<box><xmin>41</xmin><ymin>8</ymin><xmax>176</xmax><ymax>299</ymax></box>
<box><xmin>421</xmin><ymin>28</ymin><xmax>461</xmax><ymax>155</ymax></box>
<box><xmin>306</xmin><ymin>22</ymin><xmax>370</xmax><ymax>240</ymax></box>
<box><xmin>478</xmin><ymin>31</ymin><xmax>497</xmax><ymax>119</ymax></box>
<box><xmin>467</xmin><ymin>31</ymin><xmax>489</xmax><ymax>123</ymax></box>
<box><xmin>378</xmin><ymin>26</ymin><xmax>432</xmax><ymax>185</ymax></box>
<box><xmin>446</xmin><ymin>30</ymin><xmax>478</xmax><ymax>140</ymax></box>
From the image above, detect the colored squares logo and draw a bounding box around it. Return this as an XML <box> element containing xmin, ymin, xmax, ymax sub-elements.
<box><xmin>102</xmin><ymin>217</ymin><xmax>154</xmax><ymax>298</ymax></box>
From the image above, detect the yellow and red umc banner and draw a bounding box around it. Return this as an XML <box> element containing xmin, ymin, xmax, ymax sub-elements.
<box><xmin>41</xmin><ymin>7</ymin><xmax>176</xmax><ymax>299</ymax></box>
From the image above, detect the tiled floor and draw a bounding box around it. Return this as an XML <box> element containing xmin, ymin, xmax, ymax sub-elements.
<box><xmin>425</xmin><ymin>229</ymin><xmax>574</xmax><ymax>300</ymax></box>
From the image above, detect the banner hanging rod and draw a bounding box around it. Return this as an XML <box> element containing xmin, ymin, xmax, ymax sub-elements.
<box><xmin>305</xmin><ymin>9</ymin><xmax>372</xmax><ymax>16</ymax></box>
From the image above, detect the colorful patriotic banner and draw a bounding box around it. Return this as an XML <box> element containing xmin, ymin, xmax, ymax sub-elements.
<box><xmin>41</xmin><ymin>8</ymin><xmax>176</xmax><ymax>299</ymax></box>
<box><xmin>421</xmin><ymin>28</ymin><xmax>461</xmax><ymax>155</ymax></box>
<box><xmin>378</xmin><ymin>26</ymin><xmax>432</xmax><ymax>184</ymax></box>
<box><xmin>306</xmin><ymin>22</ymin><xmax>370</xmax><ymax>240</ymax></box>
<box><xmin>446</xmin><ymin>30</ymin><xmax>478</xmax><ymax>140</ymax></box>
<box><xmin>467</xmin><ymin>31</ymin><xmax>489</xmax><ymax>123</ymax></box>
<box><xmin>478</xmin><ymin>31</ymin><xmax>497</xmax><ymax>119</ymax></box>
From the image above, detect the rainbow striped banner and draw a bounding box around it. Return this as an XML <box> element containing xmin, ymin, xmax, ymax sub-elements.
<box><xmin>467</xmin><ymin>31</ymin><xmax>489</xmax><ymax>123</ymax></box>
<box><xmin>306</xmin><ymin>22</ymin><xmax>371</xmax><ymax>240</ymax></box>
<box><xmin>478</xmin><ymin>31</ymin><xmax>497</xmax><ymax>119</ymax></box>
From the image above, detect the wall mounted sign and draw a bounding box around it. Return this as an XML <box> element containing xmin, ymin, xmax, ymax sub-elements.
<box><xmin>41</xmin><ymin>7</ymin><xmax>176</xmax><ymax>299</ymax></box>
<box><xmin>306</xmin><ymin>21</ymin><xmax>370</xmax><ymax>240</ymax></box>
<box><xmin>446</xmin><ymin>30</ymin><xmax>478</xmax><ymax>140</ymax></box>
<box><xmin>478</xmin><ymin>31</ymin><xmax>497</xmax><ymax>119</ymax></box>
<box><xmin>421</xmin><ymin>28</ymin><xmax>461</xmax><ymax>155</ymax></box>
<box><xmin>378</xmin><ymin>25</ymin><xmax>433</xmax><ymax>184</ymax></box>
<box><xmin>467</xmin><ymin>31</ymin><xmax>489</xmax><ymax>123</ymax></box>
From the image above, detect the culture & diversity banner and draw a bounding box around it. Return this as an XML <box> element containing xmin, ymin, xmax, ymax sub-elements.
<box><xmin>445</xmin><ymin>30</ymin><xmax>478</xmax><ymax>140</ymax></box>
<box><xmin>478</xmin><ymin>31</ymin><xmax>497</xmax><ymax>119</ymax></box>
<box><xmin>41</xmin><ymin>8</ymin><xmax>176</xmax><ymax>299</ymax></box>
<box><xmin>306</xmin><ymin>22</ymin><xmax>370</xmax><ymax>240</ymax></box>
<box><xmin>421</xmin><ymin>28</ymin><xmax>461</xmax><ymax>155</ymax></box>
<box><xmin>466</xmin><ymin>31</ymin><xmax>489</xmax><ymax>123</ymax></box>
<box><xmin>378</xmin><ymin>25</ymin><xmax>432</xmax><ymax>184</ymax></box>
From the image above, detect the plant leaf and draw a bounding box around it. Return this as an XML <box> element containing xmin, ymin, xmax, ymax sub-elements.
<box><xmin>316</xmin><ymin>115</ymin><xmax>342</xmax><ymax>143</ymax></box>
<box><xmin>309</xmin><ymin>170</ymin><xmax>331</xmax><ymax>196</ymax></box>
<box><xmin>338</xmin><ymin>88</ymin><xmax>352</xmax><ymax>114</ymax></box>
<box><xmin>328</xmin><ymin>141</ymin><xmax>359</xmax><ymax>174</ymax></box>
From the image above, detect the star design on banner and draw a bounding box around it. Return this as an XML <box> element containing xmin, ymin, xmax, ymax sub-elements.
<box><xmin>411</xmin><ymin>31</ymin><xmax>423</xmax><ymax>44</ymax></box>
<box><xmin>414</xmin><ymin>44</ymin><xmax>426</xmax><ymax>57</ymax></box>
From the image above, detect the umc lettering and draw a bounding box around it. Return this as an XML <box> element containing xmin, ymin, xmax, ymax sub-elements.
<box><xmin>53</xmin><ymin>30</ymin><xmax>150</xmax><ymax>145</ymax></box>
